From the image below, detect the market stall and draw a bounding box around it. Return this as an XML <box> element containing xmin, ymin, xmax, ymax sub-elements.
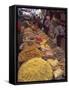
<box><xmin>17</xmin><ymin>8</ymin><xmax>65</xmax><ymax>82</ymax></box>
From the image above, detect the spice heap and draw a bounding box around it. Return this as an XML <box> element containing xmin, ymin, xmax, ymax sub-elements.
<box><xmin>18</xmin><ymin>57</ymin><xmax>53</xmax><ymax>82</ymax></box>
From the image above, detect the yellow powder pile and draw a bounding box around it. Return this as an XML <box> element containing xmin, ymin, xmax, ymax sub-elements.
<box><xmin>18</xmin><ymin>45</ymin><xmax>43</xmax><ymax>62</ymax></box>
<box><xmin>18</xmin><ymin>57</ymin><xmax>53</xmax><ymax>82</ymax></box>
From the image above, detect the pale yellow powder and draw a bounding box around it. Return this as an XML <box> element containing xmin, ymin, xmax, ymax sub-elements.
<box><xmin>18</xmin><ymin>57</ymin><xmax>53</xmax><ymax>82</ymax></box>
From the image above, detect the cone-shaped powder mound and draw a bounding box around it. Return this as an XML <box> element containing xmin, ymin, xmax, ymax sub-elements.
<box><xmin>18</xmin><ymin>57</ymin><xmax>53</xmax><ymax>82</ymax></box>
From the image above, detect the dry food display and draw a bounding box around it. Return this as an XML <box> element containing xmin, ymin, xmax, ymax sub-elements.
<box><xmin>9</xmin><ymin>5</ymin><xmax>67</xmax><ymax>85</ymax></box>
